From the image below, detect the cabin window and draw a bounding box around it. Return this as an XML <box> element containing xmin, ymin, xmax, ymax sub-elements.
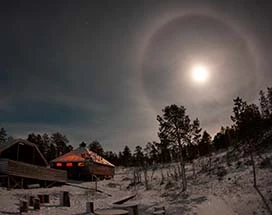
<box><xmin>56</xmin><ymin>162</ymin><xmax>62</xmax><ymax>167</ymax></box>
<box><xmin>66</xmin><ymin>162</ymin><xmax>73</xmax><ymax>167</ymax></box>
<box><xmin>78</xmin><ymin>162</ymin><xmax>84</xmax><ymax>167</ymax></box>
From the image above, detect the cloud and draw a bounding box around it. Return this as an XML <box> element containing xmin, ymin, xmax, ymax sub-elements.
<box><xmin>1</xmin><ymin>1</ymin><xmax>272</xmax><ymax>153</ymax></box>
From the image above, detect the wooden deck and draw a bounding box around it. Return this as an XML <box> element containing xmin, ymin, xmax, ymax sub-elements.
<box><xmin>0</xmin><ymin>158</ymin><xmax>67</xmax><ymax>183</ymax></box>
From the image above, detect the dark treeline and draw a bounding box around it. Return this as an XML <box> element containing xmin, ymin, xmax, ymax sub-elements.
<box><xmin>116</xmin><ymin>86</ymin><xmax>272</xmax><ymax>168</ymax></box>
<box><xmin>0</xmin><ymin>128</ymin><xmax>119</xmax><ymax>164</ymax></box>
<box><xmin>1</xmin><ymin>86</ymin><xmax>272</xmax><ymax>169</ymax></box>
<box><xmin>0</xmin><ymin>130</ymin><xmax>74</xmax><ymax>162</ymax></box>
<box><xmin>27</xmin><ymin>133</ymin><xmax>73</xmax><ymax>162</ymax></box>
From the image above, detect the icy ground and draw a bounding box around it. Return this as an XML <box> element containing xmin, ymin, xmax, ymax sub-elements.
<box><xmin>0</xmin><ymin>150</ymin><xmax>271</xmax><ymax>215</ymax></box>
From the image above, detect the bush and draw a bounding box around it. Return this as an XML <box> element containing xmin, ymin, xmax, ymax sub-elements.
<box><xmin>216</xmin><ymin>166</ymin><xmax>227</xmax><ymax>179</ymax></box>
<box><xmin>107</xmin><ymin>182</ymin><xmax>118</xmax><ymax>188</ymax></box>
<box><xmin>259</xmin><ymin>157</ymin><xmax>271</xmax><ymax>169</ymax></box>
<box><xmin>244</xmin><ymin>159</ymin><xmax>253</xmax><ymax>166</ymax></box>
<box><xmin>236</xmin><ymin>161</ymin><xmax>242</xmax><ymax>169</ymax></box>
<box><xmin>122</xmin><ymin>177</ymin><xmax>131</xmax><ymax>181</ymax></box>
<box><xmin>164</xmin><ymin>180</ymin><xmax>175</xmax><ymax>190</ymax></box>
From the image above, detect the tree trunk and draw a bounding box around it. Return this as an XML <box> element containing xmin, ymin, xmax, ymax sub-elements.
<box><xmin>192</xmin><ymin>160</ymin><xmax>196</xmax><ymax>180</ymax></box>
<box><xmin>247</xmin><ymin>138</ymin><xmax>257</xmax><ymax>188</ymax></box>
<box><xmin>254</xmin><ymin>186</ymin><xmax>272</xmax><ymax>214</ymax></box>
<box><xmin>181</xmin><ymin>162</ymin><xmax>187</xmax><ymax>191</ymax></box>
<box><xmin>86</xmin><ymin>202</ymin><xmax>94</xmax><ymax>213</ymax></box>
<box><xmin>208</xmin><ymin>153</ymin><xmax>212</xmax><ymax>174</ymax></box>
<box><xmin>250</xmin><ymin>149</ymin><xmax>257</xmax><ymax>187</ymax></box>
<box><xmin>143</xmin><ymin>168</ymin><xmax>149</xmax><ymax>190</ymax></box>
<box><xmin>179</xmin><ymin>148</ymin><xmax>187</xmax><ymax>191</ymax></box>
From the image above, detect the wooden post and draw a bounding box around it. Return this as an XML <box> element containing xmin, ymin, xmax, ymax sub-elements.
<box><xmin>44</xmin><ymin>194</ymin><xmax>50</xmax><ymax>203</ymax></box>
<box><xmin>33</xmin><ymin>198</ymin><xmax>40</xmax><ymax>210</ymax></box>
<box><xmin>7</xmin><ymin>176</ymin><xmax>10</xmax><ymax>189</ymax></box>
<box><xmin>19</xmin><ymin>199</ymin><xmax>28</xmax><ymax>213</ymax></box>
<box><xmin>132</xmin><ymin>205</ymin><xmax>139</xmax><ymax>215</ymax></box>
<box><xmin>60</xmin><ymin>191</ymin><xmax>70</xmax><ymax>207</ymax></box>
<box><xmin>86</xmin><ymin>201</ymin><xmax>94</xmax><ymax>213</ymax></box>
<box><xmin>32</xmin><ymin>147</ymin><xmax>35</xmax><ymax>164</ymax></box>
<box><xmin>29</xmin><ymin>195</ymin><xmax>35</xmax><ymax>206</ymax></box>
<box><xmin>38</xmin><ymin>194</ymin><xmax>44</xmax><ymax>204</ymax></box>
<box><xmin>17</xmin><ymin>144</ymin><xmax>19</xmax><ymax>161</ymax></box>
<box><xmin>21</xmin><ymin>178</ymin><xmax>24</xmax><ymax>188</ymax></box>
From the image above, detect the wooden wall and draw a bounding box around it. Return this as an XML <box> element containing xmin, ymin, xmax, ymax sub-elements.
<box><xmin>0</xmin><ymin>158</ymin><xmax>67</xmax><ymax>183</ymax></box>
<box><xmin>91</xmin><ymin>162</ymin><xmax>114</xmax><ymax>177</ymax></box>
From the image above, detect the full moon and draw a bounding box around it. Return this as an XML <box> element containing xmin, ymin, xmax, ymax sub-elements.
<box><xmin>192</xmin><ymin>65</ymin><xmax>209</xmax><ymax>83</ymax></box>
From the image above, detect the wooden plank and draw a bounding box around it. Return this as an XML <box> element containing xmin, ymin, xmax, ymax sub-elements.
<box><xmin>65</xmin><ymin>182</ymin><xmax>112</xmax><ymax>196</ymax></box>
<box><xmin>113</xmin><ymin>203</ymin><xmax>139</xmax><ymax>215</ymax></box>
<box><xmin>0</xmin><ymin>159</ymin><xmax>8</xmax><ymax>173</ymax></box>
<box><xmin>95</xmin><ymin>209</ymin><xmax>129</xmax><ymax>215</ymax></box>
<box><xmin>0</xmin><ymin>158</ymin><xmax>67</xmax><ymax>183</ymax></box>
<box><xmin>112</xmin><ymin>194</ymin><xmax>137</xmax><ymax>205</ymax></box>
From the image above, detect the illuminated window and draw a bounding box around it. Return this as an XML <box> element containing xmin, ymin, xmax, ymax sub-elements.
<box><xmin>66</xmin><ymin>162</ymin><xmax>73</xmax><ymax>167</ymax></box>
<box><xmin>78</xmin><ymin>162</ymin><xmax>84</xmax><ymax>167</ymax></box>
<box><xmin>56</xmin><ymin>163</ymin><xmax>62</xmax><ymax>167</ymax></box>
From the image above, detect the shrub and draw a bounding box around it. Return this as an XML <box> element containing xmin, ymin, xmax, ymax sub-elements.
<box><xmin>107</xmin><ymin>182</ymin><xmax>118</xmax><ymax>188</ymax></box>
<box><xmin>216</xmin><ymin>166</ymin><xmax>227</xmax><ymax>179</ymax></box>
<box><xmin>164</xmin><ymin>180</ymin><xmax>175</xmax><ymax>190</ymax></box>
<box><xmin>259</xmin><ymin>157</ymin><xmax>271</xmax><ymax>169</ymax></box>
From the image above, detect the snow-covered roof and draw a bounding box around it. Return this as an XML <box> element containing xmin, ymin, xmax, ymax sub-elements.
<box><xmin>50</xmin><ymin>147</ymin><xmax>114</xmax><ymax>167</ymax></box>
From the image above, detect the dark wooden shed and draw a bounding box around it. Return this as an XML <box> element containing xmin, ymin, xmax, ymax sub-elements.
<box><xmin>0</xmin><ymin>139</ymin><xmax>67</xmax><ymax>188</ymax></box>
<box><xmin>50</xmin><ymin>147</ymin><xmax>115</xmax><ymax>180</ymax></box>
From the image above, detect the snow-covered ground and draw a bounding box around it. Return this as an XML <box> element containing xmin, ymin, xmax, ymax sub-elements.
<box><xmin>0</xmin><ymin>150</ymin><xmax>271</xmax><ymax>215</ymax></box>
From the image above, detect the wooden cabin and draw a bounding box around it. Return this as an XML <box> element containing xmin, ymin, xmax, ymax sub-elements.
<box><xmin>0</xmin><ymin>139</ymin><xmax>67</xmax><ymax>188</ymax></box>
<box><xmin>50</xmin><ymin>147</ymin><xmax>115</xmax><ymax>180</ymax></box>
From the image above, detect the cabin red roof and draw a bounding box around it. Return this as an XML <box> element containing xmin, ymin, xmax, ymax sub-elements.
<box><xmin>50</xmin><ymin>147</ymin><xmax>114</xmax><ymax>167</ymax></box>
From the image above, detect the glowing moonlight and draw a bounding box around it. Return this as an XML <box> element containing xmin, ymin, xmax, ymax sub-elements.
<box><xmin>192</xmin><ymin>65</ymin><xmax>209</xmax><ymax>83</ymax></box>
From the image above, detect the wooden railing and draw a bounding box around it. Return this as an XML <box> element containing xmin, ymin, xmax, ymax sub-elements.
<box><xmin>0</xmin><ymin>158</ymin><xmax>67</xmax><ymax>182</ymax></box>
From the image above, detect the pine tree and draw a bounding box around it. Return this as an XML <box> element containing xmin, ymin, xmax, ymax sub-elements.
<box><xmin>259</xmin><ymin>90</ymin><xmax>270</xmax><ymax>119</ymax></box>
<box><xmin>122</xmin><ymin>145</ymin><xmax>132</xmax><ymax>167</ymax></box>
<box><xmin>88</xmin><ymin>140</ymin><xmax>104</xmax><ymax>156</ymax></box>
<box><xmin>213</xmin><ymin>126</ymin><xmax>231</xmax><ymax>150</ymax></box>
<box><xmin>0</xmin><ymin>128</ymin><xmax>7</xmax><ymax>144</ymax></box>
<box><xmin>188</xmin><ymin>118</ymin><xmax>202</xmax><ymax>178</ymax></box>
<box><xmin>104</xmin><ymin>151</ymin><xmax>118</xmax><ymax>165</ymax></box>
<box><xmin>157</xmin><ymin>104</ymin><xmax>191</xmax><ymax>191</ymax></box>
<box><xmin>51</xmin><ymin>132</ymin><xmax>69</xmax><ymax>156</ymax></box>
<box><xmin>267</xmin><ymin>87</ymin><xmax>272</xmax><ymax>116</ymax></box>
<box><xmin>144</xmin><ymin>142</ymin><xmax>159</xmax><ymax>165</ymax></box>
<box><xmin>189</xmin><ymin>118</ymin><xmax>202</xmax><ymax>158</ymax></box>
<box><xmin>79</xmin><ymin>141</ymin><xmax>87</xmax><ymax>147</ymax></box>
<box><xmin>198</xmin><ymin>131</ymin><xmax>212</xmax><ymax>156</ymax></box>
<box><xmin>133</xmin><ymin>145</ymin><xmax>144</xmax><ymax>166</ymax></box>
<box><xmin>42</xmin><ymin>133</ymin><xmax>51</xmax><ymax>158</ymax></box>
<box><xmin>231</xmin><ymin>97</ymin><xmax>262</xmax><ymax>187</ymax></box>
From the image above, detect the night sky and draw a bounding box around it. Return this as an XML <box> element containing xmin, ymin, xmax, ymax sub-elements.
<box><xmin>1</xmin><ymin>1</ymin><xmax>272</xmax><ymax>151</ymax></box>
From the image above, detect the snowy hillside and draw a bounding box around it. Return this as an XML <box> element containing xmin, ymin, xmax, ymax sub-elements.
<box><xmin>0</xmin><ymin>149</ymin><xmax>271</xmax><ymax>215</ymax></box>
